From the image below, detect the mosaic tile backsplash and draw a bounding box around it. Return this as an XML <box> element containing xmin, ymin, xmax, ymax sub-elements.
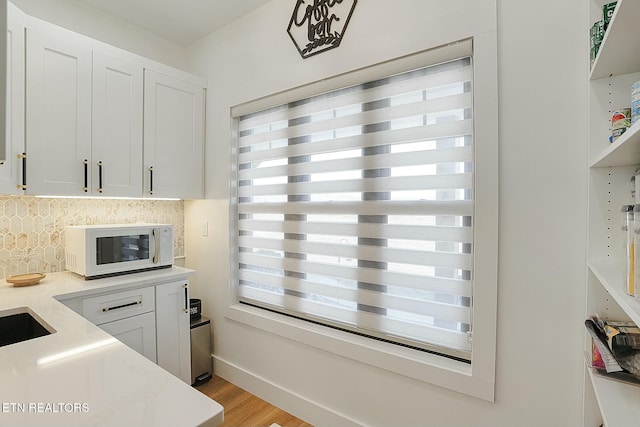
<box><xmin>0</xmin><ymin>196</ymin><xmax>184</xmax><ymax>279</ymax></box>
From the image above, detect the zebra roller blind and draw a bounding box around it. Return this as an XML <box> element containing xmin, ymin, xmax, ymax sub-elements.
<box><xmin>233</xmin><ymin>44</ymin><xmax>474</xmax><ymax>361</ymax></box>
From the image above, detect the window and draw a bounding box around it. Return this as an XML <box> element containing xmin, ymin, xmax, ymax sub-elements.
<box><xmin>230</xmin><ymin>37</ymin><xmax>498</xmax><ymax>400</ymax></box>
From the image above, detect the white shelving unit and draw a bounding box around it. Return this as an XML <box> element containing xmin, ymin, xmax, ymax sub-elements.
<box><xmin>590</xmin><ymin>121</ymin><xmax>640</xmax><ymax>168</ymax></box>
<box><xmin>586</xmin><ymin>1</ymin><xmax>640</xmax><ymax>426</ymax></box>
<box><xmin>587</xmin><ymin>369</ymin><xmax>640</xmax><ymax>426</ymax></box>
<box><xmin>589</xmin><ymin>261</ymin><xmax>640</xmax><ymax>326</ymax></box>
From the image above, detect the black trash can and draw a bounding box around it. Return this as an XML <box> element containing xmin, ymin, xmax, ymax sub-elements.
<box><xmin>189</xmin><ymin>298</ymin><xmax>201</xmax><ymax>321</ymax></box>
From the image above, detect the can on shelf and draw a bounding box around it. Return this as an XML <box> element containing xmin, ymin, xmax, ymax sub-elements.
<box><xmin>611</xmin><ymin>108</ymin><xmax>632</xmax><ymax>143</ymax></box>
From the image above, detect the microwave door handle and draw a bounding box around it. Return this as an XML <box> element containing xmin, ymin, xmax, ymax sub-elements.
<box><xmin>152</xmin><ymin>229</ymin><xmax>159</xmax><ymax>264</ymax></box>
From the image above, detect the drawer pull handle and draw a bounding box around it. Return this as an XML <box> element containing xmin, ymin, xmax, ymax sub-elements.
<box><xmin>102</xmin><ymin>300</ymin><xmax>142</xmax><ymax>312</ymax></box>
<box><xmin>183</xmin><ymin>284</ymin><xmax>188</xmax><ymax>314</ymax></box>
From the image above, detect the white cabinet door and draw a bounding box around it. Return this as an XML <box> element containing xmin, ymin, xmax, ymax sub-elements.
<box><xmin>100</xmin><ymin>311</ymin><xmax>157</xmax><ymax>363</ymax></box>
<box><xmin>0</xmin><ymin>7</ymin><xmax>25</xmax><ymax>194</ymax></box>
<box><xmin>144</xmin><ymin>70</ymin><xmax>204</xmax><ymax>199</ymax></box>
<box><xmin>155</xmin><ymin>280</ymin><xmax>191</xmax><ymax>384</ymax></box>
<box><xmin>92</xmin><ymin>52</ymin><xmax>143</xmax><ymax>197</ymax></box>
<box><xmin>26</xmin><ymin>29</ymin><xmax>92</xmax><ymax>196</ymax></box>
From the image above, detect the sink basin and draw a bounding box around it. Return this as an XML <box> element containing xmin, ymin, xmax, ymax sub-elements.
<box><xmin>0</xmin><ymin>307</ymin><xmax>55</xmax><ymax>348</ymax></box>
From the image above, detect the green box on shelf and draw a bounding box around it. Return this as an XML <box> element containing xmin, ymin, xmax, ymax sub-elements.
<box><xmin>589</xmin><ymin>20</ymin><xmax>603</xmax><ymax>68</ymax></box>
<box><xmin>590</xmin><ymin>20</ymin><xmax>603</xmax><ymax>48</ymax></box>
<box><xmin>590</xmin><ymin>46</ymin><xmax>599</xmax><ymax>68</ymax></box>
<box><xmin>603</xmin><ymin>1</ymin><xmax>617</xmax><ymax>31</ymax></box>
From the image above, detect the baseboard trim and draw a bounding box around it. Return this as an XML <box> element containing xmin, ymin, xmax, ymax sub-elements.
<box><xmin>213</xmin><ymin>355</ymin><xmax>363</xmax><ymax>427</ymax></box>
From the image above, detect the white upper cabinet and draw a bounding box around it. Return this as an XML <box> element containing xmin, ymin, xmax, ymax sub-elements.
<box><xmin>92</xmin><ymin>52</ymin><xmax>143</xmax><ymax>197</ymax></box>
<box><xmin>0</xmin><ymin>5</ymin><xmax>25</xmax><ymax>194</ymax></box>
<box><xmin>26</xmin><ymin>32</ymin><xmax>143</xmax><ymax>198</ymax></box>
<box><xmin>14</xmin><ymin>8</ymin><xmax>206</xmax><ymax>199</ymax></box>
<box><xmin>26</xmin><ymin>29</ymin><xmax>92</xmax><ymax>196</ymax></box>
<box><xmin>144</xmin><ymin>70</ymin><xmax>205</xmax><ymax>199</ymax></box>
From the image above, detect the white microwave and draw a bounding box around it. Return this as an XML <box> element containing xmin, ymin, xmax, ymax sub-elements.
<box><xmin>65</xmin><ymin>224</ymin><xmax>174</xmax><ymax>279</ymax></box>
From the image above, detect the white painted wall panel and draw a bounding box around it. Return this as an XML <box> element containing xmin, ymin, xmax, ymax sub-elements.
<box><xmin>185</xmin><ymin>0</ymin><xmax>587</xmax><ymax>426</ymax></box>
<box><xmin>11</xmin><ymin>0</ymin><xmax>187</xmax><ymax>70</ymax></box>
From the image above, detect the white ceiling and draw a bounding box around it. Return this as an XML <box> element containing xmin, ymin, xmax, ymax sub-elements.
<box><xmin>70</xmin><ymin>0</ymin><xmax>272</xmax><ymax>46</ymax></box>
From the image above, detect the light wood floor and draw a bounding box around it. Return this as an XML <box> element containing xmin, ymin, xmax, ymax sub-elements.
<box><xmin>197</xmin><ymin>375</ymin><xmax>314</xmax><ymax>427</ymax></box>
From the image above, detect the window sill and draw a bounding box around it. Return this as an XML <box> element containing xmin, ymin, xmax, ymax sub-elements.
<box><xmin>225</xmin><ymin>303</ymin><xmax>495</xmax><ymax>402</ymax></box>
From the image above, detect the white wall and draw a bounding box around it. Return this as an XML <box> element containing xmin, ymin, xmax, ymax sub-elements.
<box><xmin>10</xmin><ymin>0</ymin><xmax>187</xmax><ymax>70</ymax></box>
<box><xmin>185</xmin><ymin>0</ymin><xmax>588</xmax><ymax>426</ymax></box>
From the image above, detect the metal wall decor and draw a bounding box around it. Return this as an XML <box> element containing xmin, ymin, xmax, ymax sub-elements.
<box><xmin>287</xmin><ymin>0</ymin><xmax>357</xmax><ymax>59</ymax></box>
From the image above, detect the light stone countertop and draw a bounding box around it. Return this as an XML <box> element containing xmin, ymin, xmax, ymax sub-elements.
<box><xmin>0</xmin><ymin>267</ymin><xmax>223</xmax><ymax>427</ymax></box>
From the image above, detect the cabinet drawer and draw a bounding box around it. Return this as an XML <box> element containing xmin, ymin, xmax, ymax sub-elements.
<box><xmin>82</xmin><ymin>286</ymin><xmax>154</xmax><ymax>325</ymax></box>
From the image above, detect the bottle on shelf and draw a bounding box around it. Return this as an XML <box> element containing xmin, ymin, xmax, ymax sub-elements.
<box><xmin>623</xmin><ymin>204</ymin><xmax>634</xmax><ymax>296</ymax></box>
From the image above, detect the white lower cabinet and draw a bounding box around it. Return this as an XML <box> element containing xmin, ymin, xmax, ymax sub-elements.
<box><xmin>155</xmin><ymin>280</ymin><xmax>191</xmax><ymax>384</ymax></box>
<box><xmin>99</xmin><ymin>311</ymin><xmax>157</xmax><ymax>363</ymax></box>
<box><xmin>59</xmin><ymin>277</ymin><xmax>192</xmax><ymax>384</ymax></box>
<box><xmin>80</xmin><ymin>286</ymin><xmax>156</xmax><ymax>363</ymax></box>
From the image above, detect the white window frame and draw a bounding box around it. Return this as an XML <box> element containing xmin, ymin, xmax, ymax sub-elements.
<box><xmin>228</xmin><ymin>31</ymin><xmax>498</xmax><ymax>401</ymax></box>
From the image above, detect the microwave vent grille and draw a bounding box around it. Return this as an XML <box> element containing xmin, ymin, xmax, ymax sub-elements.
<box><xmin>66</xmin><ymin>253</ymin><xmax>76</xmax><ymax>269</ymax></box>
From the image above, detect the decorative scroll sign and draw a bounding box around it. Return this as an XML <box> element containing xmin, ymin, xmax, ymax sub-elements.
<box><xmin>287</xmin><ymin>0</ymin><xmax>357</xmax><ymax>59</ymax></box>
